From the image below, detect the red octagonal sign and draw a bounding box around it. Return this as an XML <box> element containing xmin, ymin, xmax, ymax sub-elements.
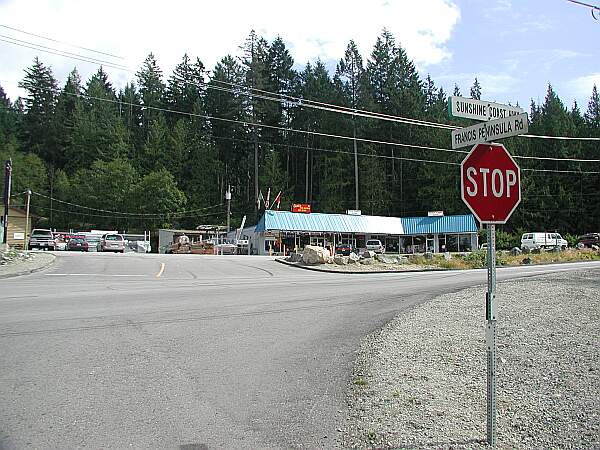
<box><xmin>461</xmin><ymin>143</ymin><xmax>521</xmax><ymax>224</ymax></box>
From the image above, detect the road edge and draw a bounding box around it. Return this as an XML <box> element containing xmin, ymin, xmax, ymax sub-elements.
<box><xmin>275</xmin><ymin>257</ymin><xmax>449</xmax><ymax>274</ymax></box>
<box><xmin>0</xmin><ymin>253</ymin><xmax>57</xmax><ymax>279</ymax></box>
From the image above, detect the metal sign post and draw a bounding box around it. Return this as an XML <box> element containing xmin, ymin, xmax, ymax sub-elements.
<box><xmin>486</xmin><ymin>224</ymin><xmax>497</xmax><ymax>446</ymax></box>
<box><xmin>454</xmin><ymin>97</ymin><xmax>526</xmax><ymax>447</ymax></box>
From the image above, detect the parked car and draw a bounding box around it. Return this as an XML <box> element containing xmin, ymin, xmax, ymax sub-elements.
<box><xmin>577</xmin><ymin>233</ymin><xmax>600</xmax><ymax>248</ymax></box>
<box><xmin>335</xmin><ymin>243</ymin><xmax>356</xmax><ymax>256</ymax></box>
<box><xmin>365</xmin><ymin>239</ymin><xmax>385</xmax><ymax>254</ymax></box>
<box><xmin>521</xmin><ymin>232</ymin><xmax>567</xmax><ymax>251</ymax></box>
<box><xmin>28</xmin><ymin>229</ymin><xmax>56</xmax><ymax>251</ymax></box>
<box><xmin>99</xmin><ymin>234</ymin><xmax>125</xmax><ymax>253</ymax></box>
<box><xmin>67</xmin><ymin>237</ymin><xmax>89</xmax><ymax>252</ymax></box>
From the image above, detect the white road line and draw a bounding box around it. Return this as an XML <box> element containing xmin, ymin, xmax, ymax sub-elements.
<box><xmin>45</xmin><ymin>274</ymin><xmax>148</xmax><ymax>277</ymax></box>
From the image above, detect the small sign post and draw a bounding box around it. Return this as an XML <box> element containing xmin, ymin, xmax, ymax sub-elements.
<box><xmin>455</xmin><ymin>98</ymin><xmax>526</xmax><ymax>446</ymax></box>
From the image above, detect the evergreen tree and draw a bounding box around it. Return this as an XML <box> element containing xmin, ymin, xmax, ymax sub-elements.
<box><xmin>53</xmin><ymin>68</ymin><xmax>82</xmax><ymax>167</ymax></box>
<box><xmin>166</xmin><ymin>54</ymin><xmax>206</xmax><ymax>116</ymax></box>
<box><xmin>470</xmin><ymin>77</ymin><xmax>482</xmax><ymax>100</ymax></box>
<box><xmin>136</xmin><ymin>53</ymin><xmax>165</xmax><ymax>139</ymax></box>
<box><xmin>66</xmin><ymin>68</ymin><xmax>128</xmax><ymax>170</ymax></box>
<box><xmin>18</xmin><ymin>57</ymin><xmax>59</xmax><ymax>164</ymax></box>
<box><xmin>584</xmin><ymin>84</ymin><xmax>600</xmax><ymax>129</ymax></box>
<box><xmin>453</xmin><ymin>84</ymin><xmax>461</xmax><ymax>96</ymax></box>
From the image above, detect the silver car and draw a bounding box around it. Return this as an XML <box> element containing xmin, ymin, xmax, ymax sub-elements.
<box><xmin>99</xmin><ymin>234</ymin><xmax>125</xmax><ymax>253</ymax></box>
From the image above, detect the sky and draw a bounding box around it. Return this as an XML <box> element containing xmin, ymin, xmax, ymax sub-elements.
<box><xmin>0</xmin><ymin>0</ymin><xmax>599</xmax><ymax>115</ymax></box>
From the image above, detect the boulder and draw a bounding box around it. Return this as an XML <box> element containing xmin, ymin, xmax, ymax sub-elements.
<box><xmin>376</xmin><ymin>254</ymin><xmax>398</xmax><ymax>264</ymax></box>
<box><xmin>302</xmin><ymin>245</ymin><xmax>330</xmax><ymax>265</ymax></box>
<box><xmin>551</xmin><ymin>246</ymin><xmax>562</xmax><ymax>253</ymax></box>
<box><xmin>592</xmin><ymin>244</ymin><xmax>599</xmax><ymax>251</ymax></box>
<box><xmin>361</xmin><ymin>250</ymin><xmax>375</xmax><ymax>259</ymax></box>
<box><xmin>511</xmin><ymin>247</ymin><xmax>522</xmax><ymax>256</ymax></box>
<box><xmin>521</xmin><ymin>247</ymin><xmax>530</xmax><ymax>254</ymax></box>
<box><xmin>360</xmin><ymin>257</ymin><xmax>374</xmax><ymax>265</ymax></box>
<box><xmin>424</xmin><ymin>252</ymin><xmax>434</xmax><ymax>260</ymax></box>
<box><xmin>287</xmin><ymin>252</ymin><xmax>303</xmax><ymax>263</ymax></box>
<box><xmin>443</xmin><ymin>252</ymin><xmax>452</xmax><ymax>260</ymax></box>
<box><xmin>576</xmin><ymin>243</ymin><xmax>585</xmax><ymax>250</ymax></box>
<box><xmin>397</xmin><ymin>256</ymin><xmax>409</xmax><ymax>264</ymax></box>
<box><xmin>531</xmin><ymin>247</ymin><xmax>541</xmax><ymax>255</ymax></box>
<box><xmin>347</xmin><ymin>252</ymin><xmax>361</xmax><ymax>264</ymax></box>
<box><xmin>334</xmin><ymin>255</ymin><xmax>349</xmax><ymax>265</ymax></box>
<box><xmin>521</xmin><ymin>257</ymin><xmax>532</xmax><ymax>265</ymax></box>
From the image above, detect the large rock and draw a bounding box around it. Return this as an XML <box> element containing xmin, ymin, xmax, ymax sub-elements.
<box><xmin>361</xmin><ymin>250</ymin><xmax>375</xmax><ymax>259</ymax></box>
<box><xmin>334</xmin><ymin>255</ymin><xmax>349</xmax><ymax>265</ymax></box>
<box><xmin>302</xmin><ymin>245</ymin><xmax>330</xmax><ymax>265</ymax></box>
<box><xmin>376</xmin><ymin>254</ymin><xmax>398</xmax><ymax>264</ymax></box>
<box><xmin>360</xmin><ymin>257</ymin><xmax>374</xmax><ymax>265</ymax></box>
<box><xmin>511</xmin><ymin>247</ymin><xmax>522</xmax><ymax>256</ymax></box>
<box><xmin>424</xmin><ymin>252</ymin><xmax>434</xmax><ymax>260</ymax></box>
<box><xmin>287</xmin><ymin>252</ymin><xmax>302</xmax><ymax>263</ymax></box>
<box><xmin>347</xmin><ymin>252</ymin><xmax>361</xmax><ymax>264</ymax></box>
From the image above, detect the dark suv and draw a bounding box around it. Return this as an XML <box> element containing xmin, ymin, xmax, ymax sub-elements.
<box><xmin>578</xmin><ymin>233</ymin><xmax>600</xmax><ymax>248</ymax></box>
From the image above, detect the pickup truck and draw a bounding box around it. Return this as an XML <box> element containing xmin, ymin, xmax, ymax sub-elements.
<box><xmin>28</xmin><ymin>229</ymin><xmax>56</xmax><ymax>251</ymax></box>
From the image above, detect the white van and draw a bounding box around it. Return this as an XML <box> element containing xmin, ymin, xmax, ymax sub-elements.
<box><xmin>521</xmin><ymin>232</ymin><xmax>568</xmax><ymax>251</ymax></box>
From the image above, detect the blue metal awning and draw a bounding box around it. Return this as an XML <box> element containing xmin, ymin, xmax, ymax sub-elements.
<box><xmin>255</xmin><ymin>210</ymin><xmax>477</xmax><ymax>235</ymax></box>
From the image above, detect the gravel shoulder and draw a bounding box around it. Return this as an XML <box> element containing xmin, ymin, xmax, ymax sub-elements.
<box><xmin>0</xmin><ymin>250</ymin><xmax>56</xmax><ymax>278</ymax></box>
<box><xmin>341</xmin><ymin>269</ymin><xmax>600</xmax><ymax>449</ymax></box>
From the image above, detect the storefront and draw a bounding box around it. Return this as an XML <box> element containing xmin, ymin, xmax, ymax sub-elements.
<box><xmin>254</xmin><ymin>210</ymin><xmax>478</xmax><ymax>256</ymax></box>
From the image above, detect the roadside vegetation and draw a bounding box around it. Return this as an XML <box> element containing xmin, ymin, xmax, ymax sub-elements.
<box><xmin>431</xmin><ymin>248</ymin><xmax>600</xmax><ymax>270</ymax></box>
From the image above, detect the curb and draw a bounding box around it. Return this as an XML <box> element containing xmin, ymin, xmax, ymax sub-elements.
<box><xmin>275</xmin><ymin>257</ymin><xmax>450</xmax><ymax>274</ymax></box>
<box><xmin>0</xmin><ymin>253</ymin><xmax>57</xmax><ymax>279</ymax></box>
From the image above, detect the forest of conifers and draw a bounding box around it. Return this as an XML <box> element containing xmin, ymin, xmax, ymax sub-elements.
<box><xmin>1</xmin><ymin>30</ymin><xmax>599</xmax><ymax>234</ymax></box>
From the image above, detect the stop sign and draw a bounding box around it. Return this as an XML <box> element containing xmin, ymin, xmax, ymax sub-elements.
<box><xmin>461</xmin><ymin>143</ymin><xmax>521</xmax><ymax>224</ymax></box>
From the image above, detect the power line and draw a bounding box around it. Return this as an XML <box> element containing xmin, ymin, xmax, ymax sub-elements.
<box><xmin>4</xmin><ymin>83</ymin><xmax>598</xmax><ymax>173</ymax></box>
<box><xmin>25</xmin><ymin>204</ymin><xmax>227</xmax><ymax>220</ymax></box>
<box><xmin>44</xmin><ymin>88</ymin><xmax>600</xmax><ymax>168</ymax></box>
<box><xmin>0</xmin><ymin>34</ymin><xmax>129</xmax><ymax>70</ymax></box>
<box><xmin>0</xmin><ymin>37</ymin><xmax>129</xmax><ymax>71</ymax></box>
<box><xmin>0</xmin><ymin>23</ymin><xmax>124</xmax><ymax>59</ymax></box>
<box><xmin>4</xmin><ymin>34</ymin><xmax>600</xmax><ymax>143</ymax></box>
<box><xmin>31</xmin><ymin>191</ymin><xmax>224</xmax><ymax>217</ymax></box>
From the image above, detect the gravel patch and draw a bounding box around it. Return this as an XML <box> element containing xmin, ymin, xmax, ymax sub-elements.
<box><xmin>0</xmin><ymin>249</ymin><xmax>55</xmax><ymax>278</ymax></box>
<box><xmin>341</xmin><ymin>269</ymin><xmax>600</xmax><ymax>449</ymax></box>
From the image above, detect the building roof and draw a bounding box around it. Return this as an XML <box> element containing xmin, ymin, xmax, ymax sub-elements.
<box><xmin>255</xmin><ymin>210</ymin><xmax>477</xmax><ymax>235</ymax></box>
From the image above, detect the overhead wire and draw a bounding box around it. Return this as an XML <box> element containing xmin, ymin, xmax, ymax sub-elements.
<box><xmin>2</xmin><ymin>28</ymin><xmax>600</xmax><ymax>143</ymax></box>
<box><xmin>0</xmin><ymin>23</ymin><xmax>124</xmax><ymax>59</ymax></box>
<box><xmin>31</xmin><ymin>191</ymin><xmax>224</xmax><ymax>217</ymax></box>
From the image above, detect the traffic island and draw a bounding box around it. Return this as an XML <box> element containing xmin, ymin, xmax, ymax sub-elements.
<box><xmin>277</xmin><ymin>248</ymin><xmax>600</xmax><ymax>273</ymax></box>
<box><xmin>0</xmin><ymin>248</ymin><xmax>56</xmax><ymax>278</ymax></box>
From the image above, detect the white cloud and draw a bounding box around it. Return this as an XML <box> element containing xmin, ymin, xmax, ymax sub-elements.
<box><xmin>0</xmin><ymin>0</ymin><xmax>460</xmax><ymax>99</ymax></box>
<box><xmin>566</xmin><ymin>73</ymin><xmax>600</xmax><ymax>100</ymax></box>
<box><xmin>435</xmin><ymin>72</ymin><xmax>519</xmax><ymax>100</ymax></box>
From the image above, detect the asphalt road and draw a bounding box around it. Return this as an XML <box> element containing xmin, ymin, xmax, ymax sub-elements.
<box><xmin>1</xmin><ymin>253</ymin><xmax>599</xmax><ymax>449</ymax></box>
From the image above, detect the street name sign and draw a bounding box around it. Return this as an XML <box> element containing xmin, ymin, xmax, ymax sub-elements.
<box><xmin>452</xmin><ymin>113</ymin><xmax>528</xmax><ymax>149</ymax></box>
<box><xmin>461</xmin><ymin>143</ymin><xmax>521</xmax><ymax>224</ymax></box>
<box><xmin>449</xmin><ymin>96</ymin><xmax>523</xmax><ymax>121</ymax></box>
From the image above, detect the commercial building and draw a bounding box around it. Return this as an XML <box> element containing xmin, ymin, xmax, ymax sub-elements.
<box><xmin>253</xmin><ymin>210</ymin><xmax>478</xmax><ymax>256</ymax></box>
<box><xmin>0</xmin><ymin>206</ymin><xmax>35</xmax><ymax>249</ymax></box>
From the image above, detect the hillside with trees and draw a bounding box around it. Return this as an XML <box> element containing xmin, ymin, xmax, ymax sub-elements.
<box><xmin>1</xmin><ymin>29</ymin><xmax>599</xmax><ymax>235</ymax></box>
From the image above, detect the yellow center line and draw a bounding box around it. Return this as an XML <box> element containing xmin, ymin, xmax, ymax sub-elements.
<box><xmin>156</xmin><ymin>262</ymin><xmax>165</xmax><ymax>278</ymax></box>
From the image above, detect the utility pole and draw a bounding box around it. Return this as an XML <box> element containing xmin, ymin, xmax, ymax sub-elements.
<box><xmin>226</xmin><ymin>185</ymin><xmax>232</xmax><ymax>233</ymax></box>
<box><xmin>353</xmin><ymin>114</ymin><xmax>359</xmax><ymax>210</ymax></box>
<box><xmin>2</xmin><ymin>159</ymin><xmax>12</xmax><ymax>246</ymax></box>
<box><xmin>24</xmin><ymin>189</ymin><xmax>31</xmax><ymax>251</ymax></box>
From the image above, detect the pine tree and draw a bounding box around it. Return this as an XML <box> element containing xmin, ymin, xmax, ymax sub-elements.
<box><xmin>470</xmin><ymin>78</ymin><xmax>482</xmax><ymax>100</ymax></box>
<box><xmin>66</xmin><ymin>68</ymin><xmax>128</xmax><ymax>170</ymax></box>
<box><xmin>18</xmin><ymin>57</ymin><xmax>59</xmax><ymax>164</ymax></box>
<box><xmin>136</xmin><ymin>53</ymin><xmax>165</xmax><ymax>139</ymax></box>
<box><xmin>53</xmin><ymin>68</ymin><xmax>82</xmax><ymax>168</ymax></box>
<box><xmin>584</xmin><ymin>84</ymin><xmax>600</xmax><ymax>129</ymax></box>
<box><xmin>453</xmin><ymin>84</ymin><xmax>461</xmax><ymax>96</ymax></box>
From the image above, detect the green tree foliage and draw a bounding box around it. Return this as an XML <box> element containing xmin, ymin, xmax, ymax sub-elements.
<box><xmin>2</xmin><ymin>31</ymin><xmax>598</xmax><ymax>237</ymax></box>
<box><xmin>18</xmin><ymin>57</ymin><xmax>59</xmax><ymax>165</ymax></box>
